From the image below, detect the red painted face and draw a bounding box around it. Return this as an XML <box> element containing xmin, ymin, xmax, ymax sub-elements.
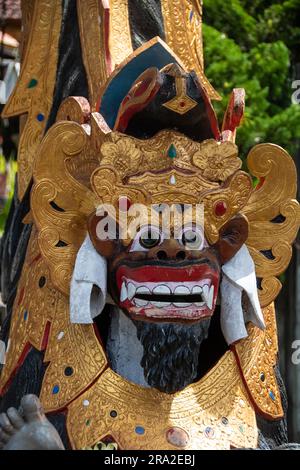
<box><xmin>116</xmin><ymin>263</ymin><xmax>220</xmax><ymax>322</ymax></box>
<box><xmin>88</xmin><ymin>214</ymin><xmax>248</xmax><ymax>324</ymax></box>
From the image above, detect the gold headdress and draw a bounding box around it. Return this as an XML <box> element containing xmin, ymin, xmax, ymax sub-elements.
<box><xmin>32</xmin><ymin>97</ymin><xmax>299</xmax><ymax>308</ymax></box>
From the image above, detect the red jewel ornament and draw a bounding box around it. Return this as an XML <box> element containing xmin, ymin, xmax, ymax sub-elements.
<box><xmin>214</xmin><ymin>200</ymin><xmax>227</xmax><ymax>217</ymax></box>
<box><xmin>179</xmin><ymin>101</ymin><xmax>186</xmax><ymax>108</ymax></box>
<box><xmin>119</xmin><ymin>196</ymin><xmax>132</xmax><ymax>212</ymax></box>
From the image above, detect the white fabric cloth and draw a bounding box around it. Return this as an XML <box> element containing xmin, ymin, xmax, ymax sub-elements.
<box><xmin>0</xmin><ymin>340</ymin><xmax>6</xmax><ymax>365</ymax></box>
<box><xmin>107</xmin><ymin>307</ymin><xmax>148</xmax><ymax>387</ymax></box>
<box><xmin>220</xmin><ymin>244</ymin><xmax>265</xmax><ymax>345</ymax></box>
<box><xmin>70</xmin><ymin>234</ymin><xmax>108</xmax><ymax>324</ymax></box>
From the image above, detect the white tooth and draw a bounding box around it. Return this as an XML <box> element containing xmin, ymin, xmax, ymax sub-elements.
<box><xmin>174</xmin><ymin>301</ymin><xmax>192</xmax><ymax>307</ymax></box>
<box><xmin>192</xmin><ymin>285</ymin><xmax>202</xmax><ymax>294</ymax></box>
<box><xmin>136</xmin><ymin>286</ymin><xmax>151</xmax><ymax>294</ymax></box>
<box><xmin>173</xmin><ymin>285</ymin><xmax>191</xmax><ymax>307</ymax></box>
<box><xmin>174</xmin><ymin>285</ymin><xmax>190</xmax><ymax>295</ymax></box>
<box><xmin>153</xmin><ymin>285</ymin><xmax>171</xmax><ymax>295</ymax></box>
<box><xmin>134</xmin><ymin>286</ymin><xmax>150</xmax><ymax>307</ymax></box>
<box><xmin>134</xmin><ymin>298</ymin><xmax>149</xmax><ymax>307</ymax></box>
<box><xmin>202</xmin><ymin>284</ymin><xmax>209</xmax><ymax>304</ymax></box>
<box><xmin>150</xmin><ymin>285</ymin><xmax>172</xmax><ymax>307</ymax></box>
<box><xmin>195</xmin><ymin>302</ymin><xmax>205</xmax><ymax>307</ymax></box>
<box><xmin>174</xmin><ymin>302</ymin><xmax>192</xmax><ymax>307</ymax></box>
<box><xmin>127</xmin><ymin>282</ymin><xmax>136</xmax><ymax>300</ymax></box>
<box><xmin>192</xmin><ymin>285</ymin><xmax>205</xmax><ymax>307</ymax></box>
<box><xmin>208</xmin><ymin>285</ymin><xmax>214</xmax><ymax>310</ymax></box>
<box><xmin>120</xmin><ymin>282</ymin><xmax>127</xmax><ymax>302</ymax></box>
<box><xmin>151</xmin><ymin>301</ymin><xmax>170</xmax><ymax>308</ymax></box>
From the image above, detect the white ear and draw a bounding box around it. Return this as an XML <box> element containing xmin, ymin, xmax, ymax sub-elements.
<box><xmin>220</xmin><ymin>244</ymin><xmax>265</xmax><ymax>345</ymax></box>
<box><xmin>70</xmin><ymin>234</ymin><xmax>108</xmax><ymax>324</ymax></box>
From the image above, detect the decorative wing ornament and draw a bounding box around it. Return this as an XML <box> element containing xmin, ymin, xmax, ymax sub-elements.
<box><xmin>242</xmin><ymin>144</ymin><xmax>300</xmax><ymax>307</ymax></box>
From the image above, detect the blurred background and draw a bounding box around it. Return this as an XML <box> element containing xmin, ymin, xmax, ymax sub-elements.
<box><xmin>0</xmin><ymin>0</ymin><xmax>300</xmax><ymax>441</ymax></box>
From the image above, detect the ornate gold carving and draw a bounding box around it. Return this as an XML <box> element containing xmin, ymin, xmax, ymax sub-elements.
<box><xmin>41</xmin><ymin>296</ymin><xmax>107</xmax><ymax>412</ymax></box>
<box><xmin>161</xmin><ymin>0</ymin><xmax>220</xmax><ymax>100</ymax></box>
<box><xmin>0</xmin><ymin>227</ymin><xmax>53</xmax><ymax>389</ymax></box>
<box><xmin>63</xmin><ymin>303</ymin><xmax>282</xmax><ymax>450</ymax></box>
<box><xmin>101</xmin><ymin>137</ymin><xmax>143</xmax><ymax>176</ymax></box>
<box><xmin>0</xmin><ymin>226</ymin><xmax>107</xmax><ymax>411</ymax></box>
<box><xmin>242</xmin><ymin>144</ymin><xmax>300</xmax><ymax>306</ymax></box>
<box><xmin>32</xmin><ymin>113</ymin><xmax>249</xmax><ymax>294</ymax></box>
<box><xmin>234</xmin><ymin>303</ymin><xmax>283</xmax><ymax>419</ymax></box>
<box><xmin>77</xmin><ymin>0</ymin><xmax>108</xmax><ymax>108</ymax></box>
<box><xmin>32</xmin><ymin>119</ymin><xmax>99</xmax><ymax>296</ymax></box>
<box><xmin>19</xmin><ymin>0</ymin><xmax>36</xmax><ymax>62</ymax></box>
<box><xmin>2</xmin><ymin>224</ymin><xmax>108</xmax><ymax>406</ymax></box>
<box><xmin>84</xmin><ymin>441</ymin><xmax>118</xmax><ymax>451</ymax></box>
<box><xmin>31</xmin><ymin>105</ymin><xmax>299</xmax><ymax>307</ymax></box>
<box><xmin>193</xmin><ymin>140</ymin><xmax>241</xmax><ymax>182</ymax></box>
<box><xmin>2</xmin><ymin>0</ymin><xmax>62</xmax><ymax>199</ymax></box>
<box><xmin>163</xmin><ymin>75</ymin><xmax>198</xmax><ymax>115</ymax></box>
<box><xmin>109</xmin><ymin>0</ymin><xmax>133</xmax><ymax>69</ymax></box>
<box><xmin>67</xmin><ymin>352</ymin><xmax>258</xmax><ymax>450</ymax></box>
<box><xmin>203</xmin><ymin>172</ymin><xmax>252</xmax><ymax>244</ymax></box>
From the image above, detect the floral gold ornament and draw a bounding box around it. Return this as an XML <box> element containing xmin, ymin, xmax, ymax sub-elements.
<box><xmin>193</xmin><ymin>140</ymin><xmax>241</xmax><ymax>182</ymax></box>
<box><xmin>2</xmin><ymin>0</ymin><xmax>62</xmax><ymax>199</ymax></box>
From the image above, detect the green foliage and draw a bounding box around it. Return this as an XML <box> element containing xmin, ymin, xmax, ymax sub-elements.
<box><xmin>203</xmin><ymin>0</ymin><xmax>300</xmax><ymax>158</ymax></box>
<box><xmin>0</xmin><ymin>155</ymin><xmax>17</xmax><ymax>235</ymax></box>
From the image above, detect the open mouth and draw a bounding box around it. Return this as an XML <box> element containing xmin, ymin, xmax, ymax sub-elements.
<box><xmin>116</xmin><ymin>265</ymin><xmax>219</xmax><ymax>321</ymax></box>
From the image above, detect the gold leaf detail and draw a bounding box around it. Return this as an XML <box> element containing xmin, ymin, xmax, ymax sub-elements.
<box><xmin>101</xmin><ymin>139</ymin><xmax>142</xmax><ymax>177</ymax></box>
<box><xmin>193</xmin><ymin>140</ymin><xmax>241</xmax><ymax>182</ymax></box>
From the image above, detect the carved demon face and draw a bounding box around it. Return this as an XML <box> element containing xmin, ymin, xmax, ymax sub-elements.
<box><xmin>88</xmin><ymin>209</ymin><xmax>248</xmax><ymax>325</ymax></box>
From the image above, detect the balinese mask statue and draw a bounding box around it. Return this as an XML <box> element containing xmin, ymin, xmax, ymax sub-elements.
<box><xmin>0</xmin><ymin>5</ymin><xmax>299</xmax><ymax>451</ymax></box>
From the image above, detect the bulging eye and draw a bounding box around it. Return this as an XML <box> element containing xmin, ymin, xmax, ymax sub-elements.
<box><xmin>181</xmin><ymin>226</ymin><xmax>206</xmax><ymax>250</ymax></box>
<box><xmin>140</xmin><ymin>230</ymin><xmax>161</xmax><ymax>249</ymax></box>
<box><xmin>130</xmin><ymin>226</ymin><xmax>162</xmax><ymax>252</ymax></box>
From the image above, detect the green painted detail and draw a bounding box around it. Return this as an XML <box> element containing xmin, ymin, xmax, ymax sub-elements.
<box><xmin>168</xmin><ymin>144</ymin><xmax>177</xmax><ymax>159</ymax></box>
<box><xmin>28</xmin><ymin>78</ymin><xmax>38</xmax><ymax>88</ymax></box>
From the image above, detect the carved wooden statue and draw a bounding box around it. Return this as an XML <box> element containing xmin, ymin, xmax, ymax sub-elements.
<box><xmin>0</xmin><ymin>1</ymin><xmax>299</xmax><ymax>450</ymax></box>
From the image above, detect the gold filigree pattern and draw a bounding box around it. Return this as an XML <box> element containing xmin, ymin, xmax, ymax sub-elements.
<box><xmin>101</xmin><ymin>138</ymin><xmax>143</xmax><ymax>175</ymax></box>
<box><xmin>242</xmin><ymin>144</ymin><xmax>300</xmax><ymax>307</ymax></box>
<box><xmin>0</xmin><ymin>227</ymin><xmax>53</xmax><ymax>390</ymax></box>
<box><xmin>32</xmin><ymin>120</ymin><xmax>99</xmax><ymax>296</ymax></box>
<box><xmin>77</xmin><ymin>0</ymin><xmax>108</xmax><ymax>108</ymax></box>
<box><xmin>234</xmin><ymin>303</ymin><xmax>283</xmax><ymax>419</ymax></box>
<box><xmin>109</xmin><ymin>0</ymin><xmax>133</xmax><ymax>69</ymax></box>
<box><xmin>41</xmin><ymin>295</ymin><xmax>107</xmax><ymax>412</ymax></box>
<box><xmin>2</xmin><ymin>0</ymin><xmax>62</xmax><ymax>199</ymax></box>
<box><xmin>203</xmin><ymin>172</ymin><xmax>253</xmax><ymax>244</ymax></box>
<box><xmin>67</xmin><ymin>353</ymin><xmax>258</xmax><ymax>450</ymax></box>
<box><xmin>161</xmin><ymin>0</ymin><xmax>220</xmax><ymax>100</ymax></box>
<box><xmin>0</xmin><ymin>228</ymin><xmax>107</xmax><ymax>411</ymax></box>
<box><xmin>193</xmin><ymin>140</ymin><xmax>241</xmax><ymax>182</ymax></box>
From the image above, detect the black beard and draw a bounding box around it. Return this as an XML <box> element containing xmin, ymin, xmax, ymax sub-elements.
<box><xmin>133</xmin><ymin>319</ymin><xmax>211</xmax><ymax>394</ymax></box>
